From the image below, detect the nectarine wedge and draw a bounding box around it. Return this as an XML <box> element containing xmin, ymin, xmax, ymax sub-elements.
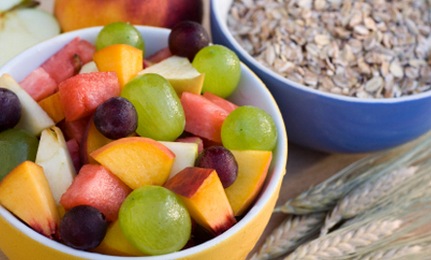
<box><xmin>0</xmin><ymin>161</ymin><xmax>60</xmax><ymax>238</ymax></box>
<box><xmin>90</xmin><ymin>137</ymin><xmax>175</xmax><ymax>189</ymax></box>
<box><xmin>164</xmin><ymin>167</ymin><xmax>236</xmax><ymax>235</ymax></box>
<box><xmin>93</xmin><ymin>44</ymin><xmax>143</xmax><ymax>88</ymax></box>
<box><xmin>225</xmin><ymin>150</ymin><xmax>273</xmax><ymax>216</ymax></box>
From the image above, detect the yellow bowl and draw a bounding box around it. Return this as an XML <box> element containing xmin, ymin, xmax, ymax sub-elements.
<box><xmin>0</xmin><ymin>26</ymin><xmax>288</xmax><ymax>260</ymax></box>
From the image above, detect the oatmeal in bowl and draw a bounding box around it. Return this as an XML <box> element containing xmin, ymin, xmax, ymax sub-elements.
<box><xmin>211</xmin><ymin>0</ymin><xmax>431</xmax><ymax>153</ymax></box>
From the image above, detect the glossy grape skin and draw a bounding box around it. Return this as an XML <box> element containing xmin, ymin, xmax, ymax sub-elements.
<box><xmin>0</xmin><ymin>88</ymin><xmax>21</xmax><ymax>132</ymax></box>
<box><xmin>93</xmin><ymin>97</ymin><xmax>138</xmax><ymax>139</ymax></box>
<box><xmin>59</xmin><ymin>205</ymin><xmax>108</xmax><ymax>251</ymax></box>
<box><xmin>168</xmin><ymin>21</ymin><xmax>210</xmax><ymax>61</ymax></box>
<box><xmin>195</xmin><ymin>146</ymin><xmax>238</xmax><ymax>188</ymax></box>
<box><xmin>192</xmin><ymin>44</ymin><xmax>241</xmax><ymax>98</ymax></box>
<box><xmin>121</xmin><ymin>73</ymin><xmax>185</xmax><ymax>141</ymax></box>
<box><xmin>221</xmin><ymin>106</ymin><xmax>277</xmax><ymax>151</ymax></box>
<box><xmin>119</xmin><ymin>185</ymin><xmax>192</xmax><ymax>256</ymax></box>
<box><xmin>95</xmin><ymin>22</ymin><xmax>145</xmax><ymax>51</ymax></box>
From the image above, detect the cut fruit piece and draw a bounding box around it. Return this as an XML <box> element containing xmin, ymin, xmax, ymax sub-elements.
<box><xmin>90</xmin><ymin>137</ymin><xmax>175</xmax><ymax>189</ymax></box>
<box><xmin>0</xmin><ymin>4</ymin><xmax>60</xmax><ymax>66</ymax></box>
<box><xmin>0</xmin><ymin>161</ymin><xmax>60</xmax><ymax>238</ymax></box>
<box><xmin>80</xmin><ymin>118</ymin><xmax>112</xmax><ymax>164</ymax></box>
<box><xmin>145</xmin><ymin>47</ymin><xmax>172</xmax><ymax>66</ymax></box>
<box><xmin>176</xmin><ymin>136</ymin><xmax>204</xmax><ymax>153</ymax></box>
<box><xmin>40</xmin><ymin>37</ymin><xmax>96</xmax><ymax>84</ymax></box>
<box><xmin>0</xmin><ymin>128</ymin><xmax>39</xmax><ymax>181</ymax></box>
<box><xmin>35</xmin><ymin>126</ymin><xmax>77</xmax><ymax>204</ymax></box>
<box><xmin>60</xmin><ymin>164</ymin><xmax>132</xmax><ymax>222</ymax></box>
<box><xmin>159</xmin><ymin>141</ymin><xmax>198</xmax><ymax>179</ymax></box>
<box><xmin>79</xmin><ymin>61</ymin><xmax>99</xmax><ymax>74</ymax></box>
<box><xmin>93</xmin><ymin>44</ymin><xmax>143</xmax><ymax>88</ymax></box>
<box><xmin>58</xmin><ymin>115</ymin><xmax>91</xmax><ymax>145</ymax></box>
<box><xmin>164</xmin><ymin>167</ymin><xmax>237</xmax><ymax>235</ymax></box>
<box><xmin>94</xmin><ymin>220</ymin><xmax>143</xmax><ymax>256</ymax></box>
<box><xmin>139</xmin><ymin>55</ymin><xmax>204</xmax><ymax>96</ymax></box>
<box><xmin>19</xmin><ymin>67</ymin><xmax>57</xmax><ymax>102</ymax></box>
<box><xmin>203</xmin><ymin>91</ymin><xmax>238</xmax><ymax>113</ymax></box>
<box><xmin>180</xmin><ymin>91</ymin><xmax>229</xmax><ymax>143</ymax></box>
<box><xmin>38</xmin><ymin>92</ymin><xmax>64</xmax><ymax>123</ymax></box>
<box><xmin>58</xmin><ymin>71</ymin><xmax>120</xmax><ymax>121</ymax></box>
<box><xmin>225</xmin><ymin>150</ymin><xmax>272</xmax><ymax>216</ymax></box>
<box><xmin>66</xmin><ymin>138</ymin><xmax>81</xmax><ymax>172</ymax></box>
<box><xmin>0</xmin><ymin>74</ymin><xmax>54</xmax><ymax>136</ymax></box>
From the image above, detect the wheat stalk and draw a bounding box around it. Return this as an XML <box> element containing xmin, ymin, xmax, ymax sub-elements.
<box><xmin>321</xmin><ymin>166</ymin><xmax>418</xmax><ymax>235</ymax></box>
<box><xmin>355</xmin><ymin>244</ymin><xmax>423</xmax><ymax>260</ymax></box>
<box><xmin>284</xmin><ymin>218</ymin><xmax>403</xmax><ymax>260</ymax></box>
<box><xmin>275</xmin><ymin>134</ymin><xmax>431</xmax><ymax>215</ymax></box>
<box><xmin>250</xmin><ymin>213</ymin><xmax>326</xmax><ymax>260</ymax></box>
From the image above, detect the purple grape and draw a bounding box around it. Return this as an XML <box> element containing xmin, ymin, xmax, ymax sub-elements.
<box><xmin>94</xmin><ymin>97</ymin><xmax>138</xmax><ymax>139</ymax></box>
<box><xmin>195</xmin><ymin>146</ymin><xmax>238</xmax><ymax>188</ymax></box>
<box><xmin>0</xmin><ymin>88</ymin><xmax>21</xmax><ymax>132</ymax></box>
<box><xmin>168</xmin><ymin>21</ymin><xmax>210</xmax><ymax>61</ymax></box>
<box><xmin>59</xmin><ymin>205</ymin><xmax>108</xmax><ymax>251</ymax></box>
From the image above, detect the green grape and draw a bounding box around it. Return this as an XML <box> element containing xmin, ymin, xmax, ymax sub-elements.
<box><xmin>221</xmin><ymin>106</ymin><xmax>277</xmax><ymax>151</ymax></box>
<box><xmin>119</xmin><ymin>185</ymin><xmax>192</xmax><ymax>256</ymax></box>
<box><xmin>121</xmin><ymin>73</ymin><xmax>185</xmax><ymax>141</ymax></box>
<box><xmin>0</xmin><ymin>128</ymin><xmax>39</xmax><ymax>180</ymax></box>
<box><xmin>192</xmin><ymin>44</ymin><xmax>241</xmax><ymax>98</ymax></box>
<box><xmin>95</xmin><ymin>22</ymin><xmax>145</xmax><ymax>51</ymax></box>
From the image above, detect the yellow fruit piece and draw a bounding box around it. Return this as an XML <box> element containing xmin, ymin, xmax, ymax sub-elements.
<box><xmin>0</xmin><ymin>161</ymin><xmax>60</xmax><ymax>238</ymax></box>
<box><xmin>94</xmin><ymin>220</ymin><xmax>143</xmax><ymax>256</ymax></box>
<box><xmin>225</xmin><ymin>150</ymin><xmax>273</xmax><ymax>216</ymax></box>
<box><xmin>38</xmin><ymin>92</ymin><xmax>65</xmax><ymax>123</ymax></box>
<box><xmin>139</xmin><ymin>56</ymin><xmax>205</xmax><ymax>96</ymax></box>
<box><xmin>93</xmin><ymin>44</ymin><xmax>143</xmax><ymax>88</ymax></box>
<box><xmin>90</xmin><ymin>137</ymin><xmax>175</xmax><ymax>189</ymax></box>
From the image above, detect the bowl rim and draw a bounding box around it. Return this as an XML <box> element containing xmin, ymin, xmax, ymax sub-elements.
<box><xmin>210</xmin><ymin>0</ymin><xmax>431</xmax><ymax>104</ymax></box>
<box><xmin>0</xmin><ymin>25</ymin><xmax>288</xmax><ymax>259</ymax></box>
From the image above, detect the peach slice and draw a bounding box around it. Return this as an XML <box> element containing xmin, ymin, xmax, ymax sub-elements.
<box><xmin>164</xmin><ymin>167</ymin><xmax>236</xmax><ymax>235</ymax></box>
<box><xmin>90</xmin><ymin>137</ymin><xmax>175</xmax><ymax>189</ymax></box>
<box><xmin>0</xmin><ymin>161</ymin><xmax>60</xmax><ymax>238</ymax></box>
<box><xmin>225</xmin><ymin>150</ymin><xmax>273</xmax><ymax>216</ymax></box>
<box><xmin>93</xmin><ymin>44</ymin><xmax>143</xmax><ymax>88</ymax></box>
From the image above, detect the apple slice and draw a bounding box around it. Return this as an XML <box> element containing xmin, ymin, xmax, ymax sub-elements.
<box><xmin>0</xmin><ymin>160</ymin><xmax>60</xmax><ymax>238</ymax></box>
<box><xmin>225</xmin><ymin>150</ymin><xmax>273</xmax><ymax>216</ymax></box>
<box><xmin>35</xmin><ymin>126</ymin><xmax>77</xmax><ymax>204</ymax></box>
<box><xmin>159</xmin><ymin>141</ymin><xmax>199</xmax><ymax>179</ymax></box>
<box><xmin>90</xmin><ymin>136</ymin><xmax>175</xmax><ymax>189</ymax></box>
<box><xmin>138</xmin><ymin>55</ymin><xmax>205</xmax><ymax>96</ymax></box>
<box><xmin>0</xmin><ymin>74</ymin><xmax>55</xmax><ymax>136</ymax></box>
<box><xmin>164</xmin><ymin>167</ymin><xmax>237</xmax><ymax>235</ymax></box>
<box><xmin>0</xmin><ymin>0</ymin><xmax>60</xmax><ymax>66</ymax></box>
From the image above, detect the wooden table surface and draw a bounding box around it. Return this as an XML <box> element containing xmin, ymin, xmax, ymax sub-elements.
<box><xmin>0</xmin><ymin>1</ymin><xmax>370</xmax><ymax>259</ymax></box>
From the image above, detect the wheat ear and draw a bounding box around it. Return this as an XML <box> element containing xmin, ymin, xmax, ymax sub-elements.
<box><xmin>275</xmin><ymin>134</ymin><xmax>431</xmax><ymax>215</ymax></box>
<box><xmin>321</xmin><ymin>166</ymin><xmax>418</xmax><ymax>235</ymax></box>
<box><xmin>284</xmin><ymin>218</ymin><xmax>403</xmax><ymax>260</ymax></box>
<box><xmin>250</xmin><ymin>213</ymin><xmax>325</xmax><ymax>260</ymax></box>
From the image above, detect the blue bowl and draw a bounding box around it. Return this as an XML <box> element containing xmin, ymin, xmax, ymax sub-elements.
<box><xmin>210</xmin><ymin>0</ymin><xmax>431</xmax><ymax>153</ymax></box>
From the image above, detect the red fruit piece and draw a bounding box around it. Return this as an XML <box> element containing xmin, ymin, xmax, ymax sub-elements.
<box><xmin>180</xmin><ymin>92</ymin><xmax>229</xmax><ymax>143</ymax></box>
<box><xmin>41</xmin><ymin>37</ymin><xmax>96</xmax><ymax>84</ymax></box>
<box><xmin>58</xmin><ymin>72</ymin><xmax>120</xmax><ymax>121</ymax></box>
<box><xmin>60</xmin><ymin>164</ymin><xmax>132</xmax><ymax>222</ymax></box>
<box><xmin>19</xmin><ymin>67</ymin><xmax>57</xmax><ymax>102</ymax></box>
<box><xmin>203</xmin><ymin>92</ymin><xmax>238</xmax><ymax>113</ymax></box>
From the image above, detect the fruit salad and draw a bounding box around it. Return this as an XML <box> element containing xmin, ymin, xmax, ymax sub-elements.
<box><xmin>0</xmin><ymin>21</ymin><xmax>278</xmax><ymax>256</ymax></box>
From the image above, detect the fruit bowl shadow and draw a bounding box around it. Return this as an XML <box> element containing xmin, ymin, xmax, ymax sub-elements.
<box><xmin>0</xmin><ymin>26</ymin><xmax>288</xmax><ymax>260</ymax></box>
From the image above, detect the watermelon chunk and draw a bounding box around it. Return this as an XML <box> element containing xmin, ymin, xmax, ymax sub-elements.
<box><xmin>180</xmin><ymin>92</ymin><xmax>229</xmax><ymax>143</ymax></box>
<box><xmin>41</xmin><ymin>37</ymin><xmax>96</xmax><ymax>84</ymax></box>
<box><xmin>19</xmin><ymin>67</ymin><xmax>57</xmax><ymax>102</ymax></box>
<box><xmin>60</xmin><ymin>164</ymin><xmax>132</xmax><ymax>222</ymax></box>
<box><xmin>66</xmin><ymin>138</ymin><xmax>82</xmax><ymax>172</ymax></box>
<box><xmin>203</xmin><ymin>92</ymin><xmax>238</xmax><ymax>113</ymax></box>
<box><xmin>58</xmin><ymin>71</ymin><xmax>120</xmax><ymax>121</ymax></box>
